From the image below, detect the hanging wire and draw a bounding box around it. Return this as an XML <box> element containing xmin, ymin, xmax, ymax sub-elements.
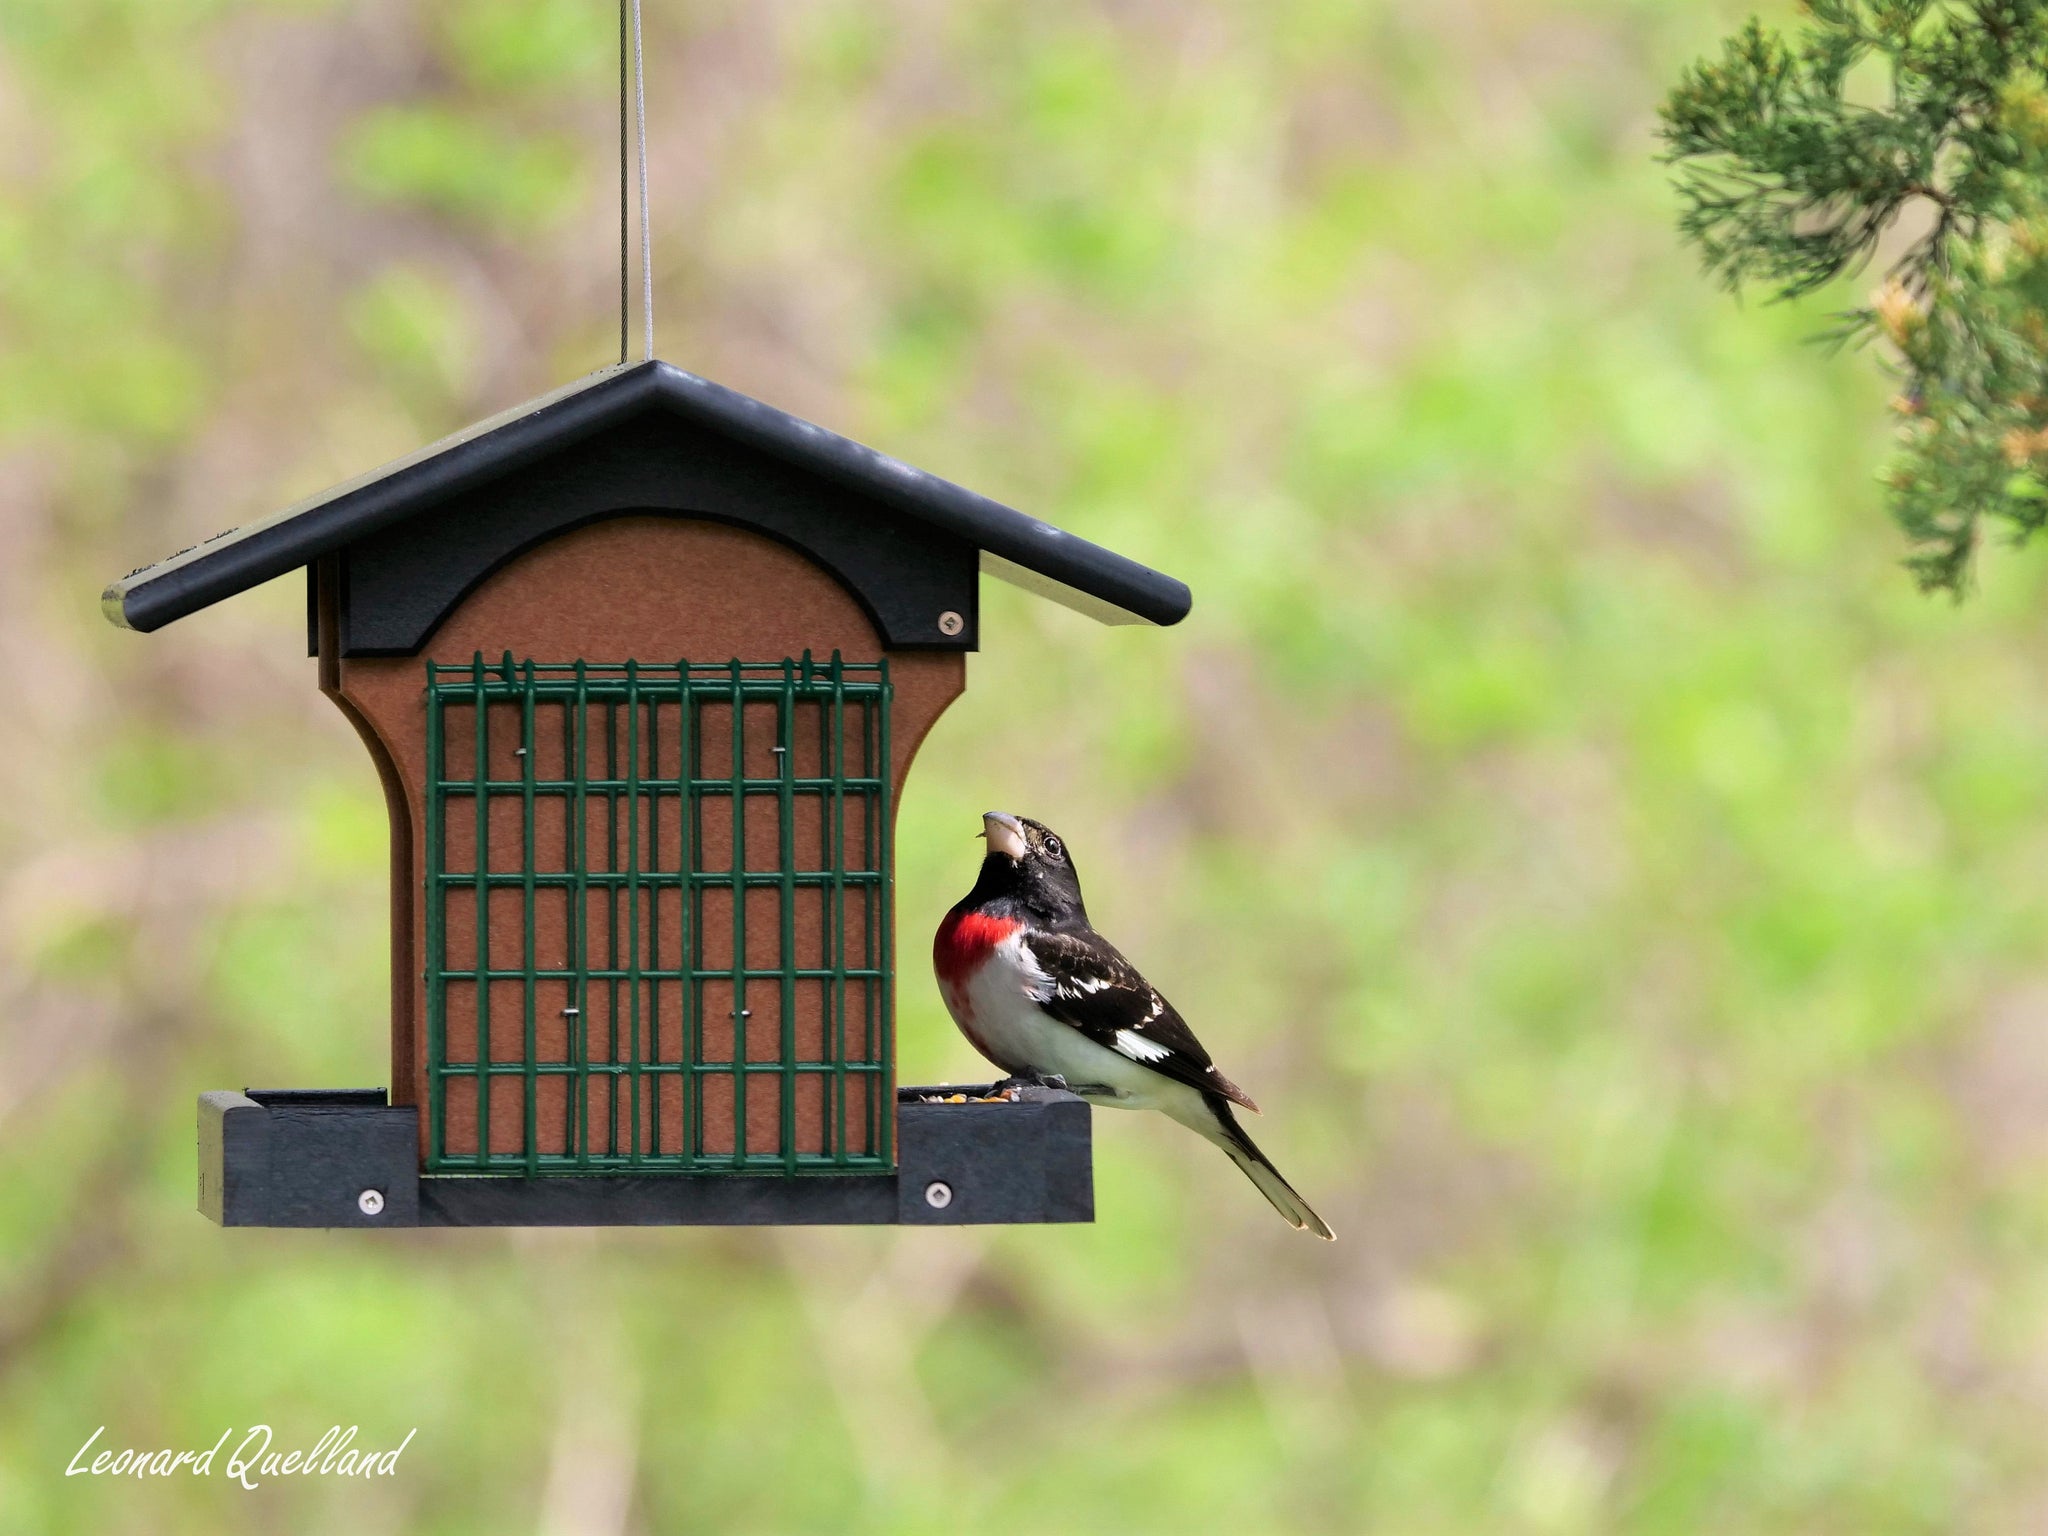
<box><xmin>618</xmin><ymin>0</ymin><xmax>628</xmax><ymax>365</ymax></box>
<box><xmin>619</xmin><ymin>0</ymin><xmax>653</xmax><ymax>364</ymax></box>
<box><xmin>632</xmin><ymin>0</ymin><xmax>653</xmax><ymax>362</ymax></box>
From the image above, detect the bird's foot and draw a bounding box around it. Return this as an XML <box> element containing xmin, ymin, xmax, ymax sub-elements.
<box><xmin>982</xmin><ymin>1072</ymin><xmax>1071</xmax><ymax>1100</ymax></box>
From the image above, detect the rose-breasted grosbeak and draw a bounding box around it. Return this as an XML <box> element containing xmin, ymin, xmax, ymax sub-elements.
<box><xmin>934</xmin><ymin>811</ymin><xmax>1334</xmax><ymax>1239</ymax></box>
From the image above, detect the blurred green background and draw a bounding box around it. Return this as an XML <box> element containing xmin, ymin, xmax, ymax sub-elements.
<box><xmin>6</xmin><ymin>0</ymin><xmax>2048</xmax><ymax>1531</ymax></box>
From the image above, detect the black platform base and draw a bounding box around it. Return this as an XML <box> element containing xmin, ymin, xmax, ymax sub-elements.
<box><xmin>198</xmin><ymin>1086</ymin><xmax>1093</xmax><ymax>1229</ymax></box>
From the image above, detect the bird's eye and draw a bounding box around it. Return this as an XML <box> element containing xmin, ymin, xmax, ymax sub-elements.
<box><xmin>1042</xmin><ymin>834</ymin><xmax>1065</xmax><ymax>862</ymax></box>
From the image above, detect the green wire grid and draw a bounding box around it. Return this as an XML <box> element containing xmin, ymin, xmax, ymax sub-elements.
<box><xmin>424</xmin><ymin>652</ymin><xmax>893</xmax><ymax>1176</ymax></box>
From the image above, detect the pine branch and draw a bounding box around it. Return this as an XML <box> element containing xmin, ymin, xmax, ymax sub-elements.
<box><xmin>1660</xmin><ymin>0</ymin><xmax>2048</xmax><ymax>594</ymax></box>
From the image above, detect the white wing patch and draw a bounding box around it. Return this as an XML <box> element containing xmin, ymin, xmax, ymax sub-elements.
<box><xmin>999</xmin><ymin>932</ymin><xmax>1056</xmax><ymax>1003</ymax></box>
<box><xmin>1114</xmin><ymin>1028</ymin><xmax>1173</xmax><ymax>1064</ymax></box>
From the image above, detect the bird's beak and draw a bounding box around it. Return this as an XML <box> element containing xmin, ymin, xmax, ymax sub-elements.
<box><xmin>981</xmin><ymin>811</ymin><xmax>1027</xmax><ymax>862</ymax></box>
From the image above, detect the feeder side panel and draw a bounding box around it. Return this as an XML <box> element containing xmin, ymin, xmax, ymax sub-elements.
<box><xmin>317</xmin><ymin>556</ymin><xmax>417</xmax><ymax>1102</ymax></box>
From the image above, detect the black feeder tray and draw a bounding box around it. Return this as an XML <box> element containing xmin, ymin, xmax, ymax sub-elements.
<box><xmin>199</xmin><ymin>1085</ymin><xmax>1093</xmax><ymax>1229</ymax></box>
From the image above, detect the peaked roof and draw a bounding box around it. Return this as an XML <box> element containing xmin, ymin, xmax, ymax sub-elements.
<box><xmin>102</xmin><ymin>360</ymin><xmax>1193</xmax><ymax>634</ymax></box>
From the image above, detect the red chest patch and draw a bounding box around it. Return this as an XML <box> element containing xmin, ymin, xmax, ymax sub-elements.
<box><xmin>934</xmin><ymin>910</ymin><xmax>1023</xmax><ymax>992</ymax></box>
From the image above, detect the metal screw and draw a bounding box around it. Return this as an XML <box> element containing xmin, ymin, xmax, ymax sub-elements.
<box><xmin>357</xmin><ymin>1189</ymin><xmax>386</xmax><ymax>1217</ymax></box>
<box><xmin>936</xmin><ymin>611</ymin><xmax>965</xmax><ymax>637</ymax></box>
<box><xmin>924</xmin><ymin>1180</ymin><xmax>953</xmax><ymax>1210</ymax></box>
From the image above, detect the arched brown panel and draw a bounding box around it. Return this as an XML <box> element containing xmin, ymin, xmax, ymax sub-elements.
<box><xmin>323</xmin><ymin>517</ymin><xmax>965</xmax><ymax>1163</ymax></box>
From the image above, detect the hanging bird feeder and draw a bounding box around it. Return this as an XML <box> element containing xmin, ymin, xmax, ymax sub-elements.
<box><xmin>102</xmin><ymin>3</ymin><xmax>1188</xmax><ymax>1228</ymax></box>
<box><xmin>103</xmin><ymin>360</ymin><xmax>1190</xmax><ymax>1227</ymax></box>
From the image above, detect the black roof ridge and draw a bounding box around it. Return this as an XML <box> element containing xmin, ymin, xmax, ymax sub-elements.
<box><xmin>103</xmin><ymin>360</ymin><xmax>1192</xmax><ymax>634</ymax></box>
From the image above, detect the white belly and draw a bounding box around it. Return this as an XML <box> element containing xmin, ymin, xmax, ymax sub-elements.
<box><xmin>944</xmin><ymin>934</ymin><xmax>1208</xmax><ymax>1122</ymax></box>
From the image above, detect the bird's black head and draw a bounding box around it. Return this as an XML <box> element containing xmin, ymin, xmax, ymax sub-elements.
<box><xmin>961</xmin><ymin>811</ymin><xmax>1088</xmax><ymax>926</ymax></box>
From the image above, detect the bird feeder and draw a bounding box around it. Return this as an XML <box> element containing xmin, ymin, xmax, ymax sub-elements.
<box><xmin>103</xmin><ymin>361</ymin><xmax>1189</xmax><ymax>1228</ymax></box>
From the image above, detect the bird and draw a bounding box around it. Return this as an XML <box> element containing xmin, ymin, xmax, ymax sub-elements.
<box><xmin>933</xmin><ymin>811</ymin><xmax>1334</xmax><ymax>1239</ymax></box>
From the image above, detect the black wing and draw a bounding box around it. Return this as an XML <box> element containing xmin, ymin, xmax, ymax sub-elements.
<box><xmin>1021</xmin><ymin>928</ymin><xmax>1258</xmax><ymax>1111</ymax></box>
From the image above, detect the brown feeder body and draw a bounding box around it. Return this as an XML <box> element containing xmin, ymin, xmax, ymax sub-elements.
<box><xmin>324</xmin><ymin>517</ymin><xmax>963</xmax><ymax>1167</ymax></box>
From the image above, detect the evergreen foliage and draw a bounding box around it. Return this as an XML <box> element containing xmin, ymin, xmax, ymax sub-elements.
<box><xmin>1662</xmin><ymin>2</ymin><xmax>2048</xmax><ymax>592</ymax></box>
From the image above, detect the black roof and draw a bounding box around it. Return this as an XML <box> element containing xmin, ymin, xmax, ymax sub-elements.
<box><xmin>102</xmin><ymin>359</ymin><xmax>1192</xmax><ymax>635</ymax></box>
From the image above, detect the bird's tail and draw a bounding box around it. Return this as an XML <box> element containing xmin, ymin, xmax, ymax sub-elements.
<box><xmin>1196</xmin><ymin>1095</ymin><xmax>1334</xmax><ymax>1240</ymax></box>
